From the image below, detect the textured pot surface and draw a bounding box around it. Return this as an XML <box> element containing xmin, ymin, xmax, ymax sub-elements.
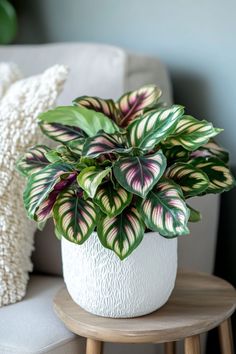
<box><xmin>62</xmin><ymin>232</ymin><xmax>177</xmax><ymax>318</ymax></box>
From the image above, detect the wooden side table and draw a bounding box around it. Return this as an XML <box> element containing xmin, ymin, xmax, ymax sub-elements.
<box><xmin>53</xmin><ymin>271</ymin><xmax>236</xmax><ymax>354</ymax></box>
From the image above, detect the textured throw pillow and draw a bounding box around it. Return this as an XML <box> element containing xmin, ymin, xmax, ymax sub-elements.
<box><xmin>0</xmin><ymin>64</ymin><xmax>68</xmax><ymax>306</ymax></box>
<box><xmin>0</xmin><ymin>62</ymin><xmax>22</xmax><ymax>99</ymax></box>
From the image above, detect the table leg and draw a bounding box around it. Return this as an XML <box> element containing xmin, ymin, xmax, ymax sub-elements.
<box><xmin>218</xmin><ymin>318</ymin><xmax>234</xmax><ymax>354</ymax></box>
<box><xmin>184</xmin><ymin>335</ymin><xmax>201</xmax><ymax>354</ymax></box>
<box><xmin>86</xmin><ymin>338</ymin><xmax>102</xmax><ymax>354</ymax></box>
<box><xmin>164</xmin><ymin>341</ymin><xmax>176</xmax><ymax>354</ymax></box>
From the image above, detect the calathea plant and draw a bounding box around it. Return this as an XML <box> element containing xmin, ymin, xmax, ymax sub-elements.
<box><xmin>17</xmin><ymin>85</ymin><xmax>235</xmax><ymax>259</ymax></box>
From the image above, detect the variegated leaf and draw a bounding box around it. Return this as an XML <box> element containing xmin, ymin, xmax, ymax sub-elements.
<box><xmin>162</xmin><ymin>145</ymin><xmax>190</xmax><ymax>164</ymax></box>
<box><xmin>16</xmin><ymin>145</ymin><xmax>51</xmax><ymax>177</ymax></box>
<box><xmin>190</xmin><ymin>157</ymin><xmax>235</xmax><ymax>193</ymax></box>
<box><xmin>127</xmin><ymin>105</ymin><xmax>184</xmax><ymax>150</ymax></box>
<box><xmin>94</xmin><ymin>181</ymin><xmax>132</xmax><ymax>217</ymax></box>
<box><xmin>117</xmin><ymin>85</ymin><xmax>162</xmax><ymax>127</ymax></box>
<box><xmin>38</xmin><ymin>106</ymin><xmax>120</xmax><ymax>137</ymax></box>
<box><xmin>39</xmin><ymin>122</ymin><xmax>85</xmax><ymax>144</ymax></box>
<box><xmin>82</xmin><ymin>132</ymin><xmax>130</xmax><ymax>158</ymax></box>
<box><xmin>166</xmin><ymin>115</ymin><xmax>222</xmax><ymax>151</ymax></box>
<box><xmin>190</xmin><ymin>139</ymin><xmax>229</xmax><ymax>163</ymax></box>
<box><xmin>77</xmin><ymin>166</ymin><xmax>111</xmax><ymax>198</ymax></box>
<box><xmin>97</xmin><ymin>205</ymin><xmax>144</xmax><ymax>259</ymax></box>
<box><xmin>166</xmin><ymin>162</ymin><xmax>209</xmax><ymax>197</ymax></box>
<box><xmin>67</xmin><ymin>138</ymin><xmax>86</xmax><ymax>156</ymax></box>
<box><xmin>35</xmin><ymin>172</ymin><xmax>77</xmax><ymax>222</ymax></box>
<box><xmin>140</xmin><ymin>178</ymin><xmax>190</xmax><ymax>237</ymax></box>
<box><xmin>188</xmin><ymin>204</ymin><xmax>201</xmax><ymax>222</ymax></box>
<box><xmin>45</xmin><ymin>145</ymin><xmax>80</xmax><ymax>164</ymax></box>
<box><xmin>73</xmin><ymin>96</ymin><xmax>120</xmax><ymax>124</ymax></box>
<box><xmin>53</xmin><ymin>187</ymin><xmax>97</xmax><ymax>244</ymax></box>
<box><xmin>23</xmin><ymin>162</ymin><xmax>74</xmax><ymax>220</ymax></box>
<box><xmin>113</xmin><ymin>150</ymin><xmax>166</xmax><ymax>198</ymax></box>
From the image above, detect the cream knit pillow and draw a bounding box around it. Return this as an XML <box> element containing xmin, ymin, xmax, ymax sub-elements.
<box><xmin>0</xmin><ymin>64</ymin><xmax>68</xmax><ymax>306</ymax></box>
<box><xmin>0</xmin><ymin>62</ymin><xmax>22</xmax><ymax>99</ymax></box>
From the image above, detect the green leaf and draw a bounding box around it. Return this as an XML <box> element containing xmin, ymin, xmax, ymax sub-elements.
<box><xmin>16</xmin><ymin>145</ymin><xmax>51</xmax><ymax>177</ymax></box>
<box><xmin>190</xmin><ymin>157</ymin><xmax>236</xmax><ymax>194</ymax></box>
<box><xmin>162</xmin><ymin>145</ymin><xmax>190</xmax><ymax>164</ymax></box>
<box><xmin>54</xmin><ymin>226</ymin><xmax>62</xmax><ymax>240</ymax></box>
<box><xmin>127</xmin><ymin>105</ymin><xmax>184</xmax><ymax>150</ymax></box>
<box><xmin>45</xmin><ymin>145</ymin><xmax>80</xmax><ymax>164</ymax></box>
<box><xmin>77</xmin><ymin>166</ymin><xmax>111</xmax><ymax>198</ymax></box>
<box><xmin>67</xmin><ymin>138</ymin><xmax>86</xmax><ymax>156</ymax></box>
<box><xmin>53</xmin><ymin>187</ymin><xmax>97</xmax><ymax>244</ymax></box>
<box><xmin>94</xmin><ymin>181</ymin><xmax>132</xmax><ymax>217</ymax></box>
<box><xmin>97</xmin><ymin>205</ymin><xmax>145</xmax><ymax>260</ymax></box>
<box><xmin>23</xmin><ymin>162</ymin><xmax>74</xmax><ymax>220</ymax></box>
<box><xmin>140</xmin><ymin>178</ymin><xmax>190</xmax><ymax>237</ymax></box>
<box><xmin>82</xmin><ymin>131</ymin><xmax>130</xmax><ymax>158</ymax></box>
<box><xmin>38</xmin><ymin>106</ymin><xmax>120</xmax><ymax>137</ymax></box>
<box><xmin>117</xmin><ymin>84</ymin><xmax>162</xmax><ymax>127</ymax></box>
<box><xmin>113</xmin><ymin>150</ymin><xmax>167</xmax><ymax>198</ymax></box>
<box><xmin>165</xmin><ymin>115</ymin><xmax>222</xmax><ymax>151</ymax></box>
<box><xmin>188</xmin><ymin>204</ymin><xmax>202</xmax><ymax>222</ymax></box>
<box><xmin>190</xmin><ymin>139</ymin><xmax>229</xmax><ymax>163</ymax></box>
<box><xmin>73</xmin><ymin>95</ymin><xmax>120</xmax><ymax>124</ymax></box>
<box><xmin>39</xmin><ymin>121</ymin><xmax>85</xmax><ymax>144</ymax></box>
<box><xmin>0</xmin><ymin>0</ymin><xmax>17</xmax><ymax>44</ymax></box>
<box><xmin>166</xmin><ymin>162</ymin><xmax>209</xmax><ymax>198</ymax></box>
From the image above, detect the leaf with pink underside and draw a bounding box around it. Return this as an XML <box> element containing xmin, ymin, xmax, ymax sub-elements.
<box><xmin>113</xmin><ymin>150</ymin><xmax>166</xmax><ymax>198</ymax></box>
<box><xmin>39</xmin><ymin>122</ymin><xmax>85</xmax><ymax>144</ymax></box>
<box><xmin>23</xmin><ymin>162</ymin><xmax>75</xmax><ymax>220</ymax></box>
<box><xmin>82</xmin><ymin>132</ymin><xmax>130</xmax><ymax>158</ymax></box>
<box><xmin>16</xmin><ymin>145</ymin><xmax>51</xmax><ymax>177</ymax></box>
<box><xmin>35</xmin><ymin>172</ymin><xmax>77</xmax><ymax>222</ymax></box>
<box><xmin>140</xmin><ymin>178</ymin><xmax>190</xmax><ymax>237</ymax></box>
<box><xmin>73</xmin><ymin>96</ymin><xmax>120</xmax><ymax>124</ymax></box>
<box><xmin>97</xmin><ymin>205</ymin><xmax>144</xmax><ymax>259</ymax></box>
<box><xmin>117</xmin><ymin>85</ymin><xmax>162</xmax><ymax>127</ymax></box>
<box><xmin>53</xmin><ymin>187</ymin><xmax>97</xmax><ymax>244</ymax></box>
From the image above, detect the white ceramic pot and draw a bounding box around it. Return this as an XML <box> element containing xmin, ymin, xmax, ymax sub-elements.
<box><xmin>62</xmin><ymin>232</ymin><xmax>177</xmax><ymax>318</ymax></box>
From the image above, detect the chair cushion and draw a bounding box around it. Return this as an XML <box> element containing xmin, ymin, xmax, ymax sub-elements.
<box><xmin>0</xmin><ymin>275</ymin><xmax>85</xmax><ymax>354</ymax></box>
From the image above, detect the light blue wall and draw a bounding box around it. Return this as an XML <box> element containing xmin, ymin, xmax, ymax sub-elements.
<box><xmin>18</xmin><ymin>0</ymin><xmax>236</xmax><ymax>162</ymax></box>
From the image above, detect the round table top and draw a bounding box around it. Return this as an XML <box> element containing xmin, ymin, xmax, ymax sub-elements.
<box><xmin>53</xmin><ymin>271</ymin><xmax>236</xmax><ymax>343</ymax></box>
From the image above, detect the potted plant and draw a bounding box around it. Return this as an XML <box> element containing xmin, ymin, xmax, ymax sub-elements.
<box><xmin>17</xmin><ymin>85</ymin><xmax>235</xmax><ymax>318</ymax></box>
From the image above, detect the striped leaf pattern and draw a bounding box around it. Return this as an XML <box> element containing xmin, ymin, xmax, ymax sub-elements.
<box><xmin>127</xmin><ymin>105</ymin><xmax>184</xmax><ymax>150</ymax></box>
<box><xmin>82</xmin><ymin>132</ymin><xmax>129</xmax><ymax>158</ymax></box>
<box><xmin>117</xmin><ymin>85</ymin><xmax>162</xmax><ymax>127</ymax></box>
<box><xmin>190</xmin><ymin>140</ymin><xmax>229</xmax><ymax>163</ymax></box>
<box><xmin>73</xmin><ymin>96</ymin><xmax>120</xmax><ymax>123</ymax></box>
<box><xmin>190</xmin><ymin>157</ymin><xmax>235</xmax><ymax>193</ymax></box>
<box><xmin>166</xmin><ymin>115</ymin><xmax>222</xmax><ymax>151</ymax></box>
<box><xmin>97</xmin><ymin>206</ymin><xmax>144</xmax><ymax>259</ymax></box>
<box><xmin>23</xmin><ymin>162</ymin><xmax>74</xmax><ymax>220</ymax></box>
<box><xmin>53</xmin><ymin>187</ymin><xmax>97</xmax><ymax>244</ymax></box>
<box><xmin>67</xmin><ymin>138</ymin><xmax>86</xmax><ymax>156</ymax></box>
<box><xmin>113</xmin><ymin>150</ymin><xmax>167</xmax><ymax>198</ymax></box>
<box><xmin>94</xmin><ymin>181</ymin><xmax>132</xmax><ymax>217</ymax></box>
<box><xmin>166</xmin><ymin>162</ymin><xmax>209</xmax><ymax>198</ymax></box>
<box><xmin>17</xmin><ymin>145</ymin><xmax>51</xmax><ymax>177</ymax></box>
<box><xmin>162</xmin><ymin>145</ymin><xmax>189</xmax><ymax>164</ymax></box>
<box><xmin>35</xmin><ymin>172</ymin><xmax>77</xmax><ymax>222</ymax></box>
<box><xmin>140</xmin><ymin>178</ymin><xmax>190</xmax><ymax>237</ymax></box>
<box><xmin>45</xmin><ymin>145</ymin><xmax>80</xmax><ymax>164</ymax></box>
<box><xmin>77</xmin><ymin>166</ymin><xmax>111</xmax><ymax>198</ymax></box>
<box><xmin>39</xmin><ymin>122</ymin><xmax>85</xmax><ymax>144</ymax></box>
